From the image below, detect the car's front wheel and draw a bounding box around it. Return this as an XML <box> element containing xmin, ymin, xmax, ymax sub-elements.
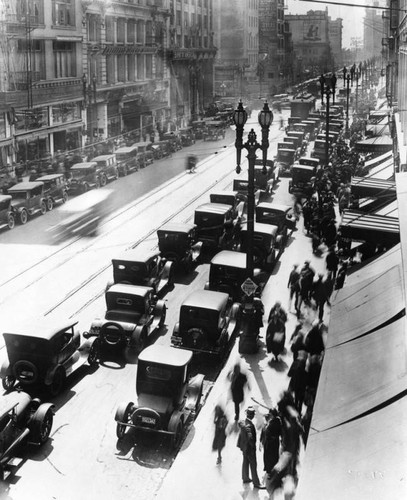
<box><xmin>172</xmin><ymin>420</ymin><xmax>184</xmax><ymax>449</ymax></box>
<box><xmin>115</xmin><ymin>402</ymin><xmax>134</xmax><ymax>440</ymax></box>
<box><xmin>20</xmin><ymin>209</ymin><xmax>28</xmax><ymax>224</ymax></box>
<box><xmin>2</xmin><ymin>374</ymin><xmax>16</xmax><ymax>391</ymax></box>
<box><xmin>62</xmin><ymin>191</ymin><xmax>68</xmax><ymax>203</ymax></box>
<box><xmin>100</xmin><ymin>174</ymin><xmax>107</xmax><ymax>187</ymax></box>
<box><xmin>31</xmin><ymin>408</ymin><xmax>53</xmax><ymax>445</ymax></box>
<box><xmin>88</xmin><ymin>339</ymin><xmax>100</xmax><ymax>367</ymax></box>
<box><xmin>47</xmin><ymin>197</ymin><xmax>54</xmax><ymax>211</ymax></box>
<box><xmin>40</xmin><ymin>200</ymin><xmax>47</xmax><ymax>215</ymax></box>
<box><xmin>7</xmin><ymin>214</ymin><xmax>15</xmax><ymax>230</ymax></box>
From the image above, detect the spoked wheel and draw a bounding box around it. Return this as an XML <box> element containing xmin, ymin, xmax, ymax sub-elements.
<box><xmin>62</xmin><ymin>191</ymin><xmax>68</xmax><ymax>203</ymax></box>
<box><xmin>34</xmin><ymin>410</ymin><xmax>54</xmax><ymax>445</ymax></box>
<box><xmin>87</xmin><ymin>339</ymin><xmax>100</xmax><ymax>367</ymax></box>
<box><xmin>100</xmin><ymin>174</ymin><xmax>107</xmax><ymax>187</ymax></box>
<box><xmin>7</xmin><ymin>214</ymin><xmax>15</xmax><ymax>230</ymax></box>
<box><xmin>40</xmin><ymin>201</ymin><xmax>47</xmax><ymax>215</ymax></box>
<box><xmin>115</xmin><ymin>402</ymin><xmax>133</xmax><ymax>439</ymax></box>
<box><xmin>47</xmin><ymin>198</ymin><xmax>54</xmax><ymax>211</ymax></box>
<box><xmin>20</xmin><ymin>209</ymin><xmax>28</xmax><ymax>224</ymax></box>
<box><xmin>2</xmin><ymin>374</ymin><xmax>16</xmax><ymax>392</ymax></box>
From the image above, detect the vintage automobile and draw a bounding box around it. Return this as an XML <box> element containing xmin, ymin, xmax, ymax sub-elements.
<box><xmin>171</xmin><ymin>290</ymin><xmax>241</xmax><ymax>356</ymax></box>
<box><xmin>206</xmin><ymin>250</ymin><xmax>267</xmax><ymax>301</ymax></box>
<box><xmin>130</xmin><ymin>142</ymin><xmax>154</xmax><ymax>168</ymax></box>
<box><xmin>0</xmin><ymin>391</ymin><xmax>54</xmax><ymax>481</ymax></box>
<box><xmin>157</xmin><ymin>222</ymin><xmax>202</xmax><ymax>272</ymax></box>
<box><xmin>275</xmin><ymin>147</ymin><xmax>297</xmax><ymax>176</ymax></box>
<box><xmin>114</xmin><ymin>345</ymin><xmax>204</xmax><ymax>448</ymax></box>
<box><xmin>151</xmin><ymin>140</ymin><xmax>172</xmax><ymax>159</ymax></box>
<box><xmin>115</xmin><ymin>145</ymin><xmax>139</xmax><ymax>176</ymax></box>
<box><xmin>209</xmin><ymin>191</ymin><xmax>244</xmax><ymax>218</ymax></box>
<box><xmin>255</xmin><ymin>202</ymin><xmax>297</xmax><ymax>247</ymax></box>
<box><xmin>7</xmin><ymin>182</ymin><xmax>47</xmax><ymax>224</ymax></box>
<box><xmin>179</xmin><ymin>127</ymin><xmax>196</xmax><ymax>147</ymax></box>
<box><xmin>162</xmin><ymin>132</ymin><xmax>183</xmax><ymax>151</ymax></box>
<box><xmin>0</xmin><ymin>319</ymin><xmax>100</xmax><ymax>396</ymax></box>
<box><xmin>194</xmin><ymin>203</ymin><xmax>237</xmax><ymax>250</ymax></box>
<box><xmin>109</xmin><ymin>247</ymin><xmax>174</xmax><ymax>295</ymax></box>
<box><xmin>48</xmin><ymin>189</ymin><xmax>113</xmax><ymax>241</ymax></box>
<box><xmin>232</xmin><ymin>178</ymin><xmax>262</xmax><ymax>205</ymax></box>
<box><xmin>85</xmin><ymin>284</ymin><xmax>166</xmax><ymax>353</ymax></box>
<box><xmin>91</xmin><ymin>154</ymin><xmax>119</xmax><ymax>184</ymax></box>
<box><xmin>68</xmin><ymin>162</ymin><xmax>102</xmax><ymax>193</ymax></box>
<box><xmin>0</xmin><ymin>195</ymin><xmax>15</xmax><ymax>229</ymax></box>
<box><xmin>36</xmin><ymin>173</ymin><xmax>68</xmax><ymax>210</ymax></box>
<box><xmin>191</xmin><ymin>120</ymin><xmax>207</xmax><ymax>140</ymax></box>
<box><xmin>239</xmin><ymin>222</ymin><xmax>280</xmax><ymax>271</ymax></box>
<box><xmin>254</xmin><ymin>160</ymin><xmax>278</xmax><ymax>194</ymax></box>
<box><xmin>288</xmin><ymin>165</ymin><xmax>316</xmax><ymax>195</ymax></box>
<box><xmin>203</xmin><ymin>122</ymin><xmax>226</xmax><ymax>141</ymax></box>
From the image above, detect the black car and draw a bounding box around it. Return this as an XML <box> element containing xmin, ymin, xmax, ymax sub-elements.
<box><xmin>157</xmin><ymin>222</ymin><xmax>202</xmax><ymax>272</ymax></box>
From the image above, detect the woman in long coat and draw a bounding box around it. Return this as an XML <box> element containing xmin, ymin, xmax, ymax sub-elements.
<box><xmin>266</xmin><ymin>315</ymin><xmax>286</xmax><ymax>361</ymax></box>
<box><xmin>260</xmin><ymin>409</ymin><xmax>282</xmax><ymax>477</ymax></box>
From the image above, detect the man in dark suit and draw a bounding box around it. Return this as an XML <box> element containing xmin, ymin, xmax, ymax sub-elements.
<box><xmin>237</xmin><ymin>407</ymin><xmax>266</xmax><ymax>489</ymax></box>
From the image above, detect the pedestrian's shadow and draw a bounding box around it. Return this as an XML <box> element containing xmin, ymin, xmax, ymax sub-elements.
<box><xmin>268</xmin><ymin>358</ymin><xmax>288</xmax><ymax>372</ymax></box>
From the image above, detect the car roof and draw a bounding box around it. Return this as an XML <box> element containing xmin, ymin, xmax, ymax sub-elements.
<box><xmin>0</xmin><ymin>392</ymin><xmax>30</xmax><ymax>418</ymax></box>
<box><xmin>139</xmin><ymin>345</ymin><xmax>193</xmax><ymax>366</ymax></box>
<box><xmin>92</xmin><ymin>155</ymin><xmax>115</xmax><ymax>161</ymax></box>
<box><xmin>113</xmin><ymin>247</ymin><xmax>160</xmax><ymax>263</ymax></box>
<box><xmin>211</xmin><ymin>250</ymin><xmax>247</xmax><ymax>268</ymax></box>
<box><xmin>299</xmin><ymin>156</ymin><xmax>319</xmax><ymax>163</ymax></box>
<box><xmin>210</xmin><ymin>190</ymin><xmax>238</xmax><ymax>198</ymax></box>
<box><xmin>257</xmin><ymin>202</ymin><xmax>291</xmax><ymax>211</ymax></box>
<box><xmin>70</xmin><ymin>162</ymin><xmax>97</xmax><ymax>169</ymax></box>
<box><xmin>157</xmin><ymin>222</ymin><xmax>196</xmax><ymax>234</ymax></box>
<box><xmin>115</xmin><ymin>146</ymin><xmax>138</xmax><ymax>153</ymax></box>
<box><xmin>293</xmin><ymin>164</ymin><xmax>315</xmax><ymax>172</ymax></box>
<box><xmin>0</xmin><ymin>194</ymin><xmax>12</xmax><ymax>202</ymax></box>
<box><xmin>3</xmin><ymin>318</ymin><xmax>78</xmax><ymax>340</ymax></box>
<box><xmin>130</xmin><ymin>141</ymin><xmax>152</xmax><ymax>148</ymax></box>
<box><xmin>107</xmin><ymin>283</ymin><xmax>153</xmax><ymax>297</ymax></box>
<box><xmin>36</xmin><ymin>174</ymin><xmax>64</xmax><ymax>181</ymax></box>
<box><xmin>182</xmin><ymin>290</ymin><xmax>229</xmax><ymax>310</ymax></box>
<box><xmin>8</xmin><ymin>182</ymin><xmax>43</xmax><ymax>191</ymax></box>
<box><xmin>241</xmin><ymin>222</ymin><xmax>278</xmax><ymax>236</ymax></box>
<box><xmin>195</xmin><ymin>203</ymin><xmax>232</xmax><ymax>215</ymax></box>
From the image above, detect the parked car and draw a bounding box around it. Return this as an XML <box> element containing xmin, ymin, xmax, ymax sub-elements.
<box><xmin>85</xmin><ymin>284</ymin><xmax>166</xmax><ymax>353</ymax></box>
<box><xmin>179</xmin><ymin>127</ymin><xmax>196</xmax><ymax>147</ymax></box>
<box><xmin>109</xmin><ymin>247</ymin><xmax>174</xmax><ymax>295</ymax></box>
<box><xmin>0</xmin><ymin>391</ymin><xmax>54</xmax><ymax>481</ymax></box>
<box><xmin>0</xmin><ymin>195</ymin><xmax>15</xmax><ymax>229</ymax></box>
<box><xmin>255</xmin><ymin>202</ymin><xmax>297</xmax><ymax>247</ymax></box>
<box><xmin>151</xmin><ymin>140</ymin><xmax>172</xmax><ymax>159</ymax></box>
<box><xmin>130</xmin><ymin>142</ymin><xmax>154</xmax><ymax>168</ymax></box>
<box><xmin>7</xmin><ymin>182</ymin><xmax>47</xmax><ymax>224</ymax></box>
<box><xmin>194</xmin><ymin>203</ymin><xmax>238</xmax><ymax>250</ymax></box>
<box><xmin>253</xmin><ymin>160</ymin><xmax>278</xmax><ymax>195</ymax></box>
<box><xmin>232</xmin><ymin>179</ymin><xmax>261</xmax><ymax>205</ymax></box>
<box><xmin>115</xmin><ymin>145</ymin><xmax>139</xmax><ymax>176</ymax></box>
<box><xmin>36</xmin><ymin>173</ymin><xmax>68</xmax><ymax>210</ymax></box>
<box><xmin>239</xmin><ymin>222</ymin><xmax>280</xmax><ymax>271</ymax></box>
<box><xmin>0</xmin><ymin>319</ymin><xmax>100</xmax><ymax>395</ymax></box>
<box><xmin>162</xmin><ymin>132</ymin><xmax>183</xmax><ymax>151</ymax></box>
<box><xmin>209</xmin><ymin>191</ymin><xmax>244</xmax><ymax>218</ymax></box>
<box><xmin>157</xmin><ymin>222</ymin><xmax>202</xmax><ymax>272</ymax></box>
<box><xmin>114</xmin><ymin>345</ymin><xmax>204</xmax><ymax>448</ymax></box>
<box><xmin>289</xmin><ymin>165</ymin><xmax>316</xmax><ymax>195</ymax></box>
<box><xmin>206</xmin><ymin>250</ymin><xmax>267</xmax><ymax>301</ymax></box>
<box><xmin>91</xmin><ymin>154</ymin><xmax>119</xmax><ymax>184</ymax></box>
<box><xmin>203</xmin><ymin>122</ymin><xmax>226</xmax><ymax>141</ymax></box>
<box><xmin>191</xmin><ymin>120</ymin><xmax>207</xmax><ymax>140</ymax></box>
<box><xmin>171</xmin><ymin>290</ymin><xmax>241</xmax><ymax>356</ymax></box>
<box><xmin>69</xmin><ymin>162</ymin><xmax>101</xmax><ymax>193</ymax></box>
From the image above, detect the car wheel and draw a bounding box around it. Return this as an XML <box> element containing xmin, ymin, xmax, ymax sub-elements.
<box><xmin>40</xmin><ymin>201</ymin><xmax>47</xmax><ymax>215</ymax></box>
<box><xmin>130</xmin><ymin>326</ymin><xmax>148</xmax><ymax>352</ymax></box>
<box><xmin>100</xmin><ymin>174</ymin><xmax>107</xmax><ymax>187</ymax></box>
<box><xmin>20</xmin><ymin>209</ymin><xmax>28</xmax><ymax>224</ymax></box>
<box><xmin>47</xmin><ymin>198</ymin><xmax>54</xmax><ymax>211</ymax></box>
<box><xmin>115</xmin><ymin>402</ymin><xmax>134</xmax><ymax>440</ymax></box>
<box><xmin>31</xmin><ymin>409</ymin><xmax>53</xmax><ymax>445</ymax></box>
<box><xmin>87</xmin><ymin>339</ymin><xmax>100</xmax><ymax>367</ymax></box>
<box><xmin>49</xmin><ymin>367</ymin><xmax>66</xmax><ymax>397</ymax></box>
<box><xmin>83</xmin><ymin>182</ymin><xmax>90</xmax><ymax>192</ymax></box>
<box><xmin>159</xmin><ymin>305</ymin><xmax>167</xmax><ymax>328</ymax></box>
<box><xmin>2</xmin><ymin>374</ymin><xmax>16</xmax><ymax>391</ymax></box>
<box><xmin>114</xmin><ymin>168</ymin><xmax>119</xmax><ymax>180</ymax></box>
<box><xmin>172</xmin><ymin>420</ymin><xmax>184</xmax><ymax>449</ymax></box>
<box><xmin>13</xmin><ymin>360</ymin><xmax>38</xmax><ymax>384</ymax></box>
<box><xmin>62</xmin><ymin>191</ymin><xmax>68</xmax><ymax>203</ymax></box>
<box><xmin>7</xmin><ymin>214</ymin><xmax>15</xmax><ymax>229</ymax></box>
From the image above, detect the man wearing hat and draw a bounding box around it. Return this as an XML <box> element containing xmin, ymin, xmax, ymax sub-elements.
<box><xmin>237</xmin><ymin>406</ymin><xmax>265</xmax><ymax>489</ymax></box>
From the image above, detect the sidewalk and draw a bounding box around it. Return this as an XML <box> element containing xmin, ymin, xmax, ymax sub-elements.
<box><xmin>154</xmin><ymin>210</ymin><xmax>330</xmax><ymax>500</ymax></box>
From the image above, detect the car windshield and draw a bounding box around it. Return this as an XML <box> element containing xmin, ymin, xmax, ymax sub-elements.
<box><xmin>10</xmin><ymin>191</ymin><xmax>28</xmax><ymax>201</ymax></box>
<box><xmin>71</xmin><ymin>169</ymin><xmax>91</xmax><ymax>177</ymax></box>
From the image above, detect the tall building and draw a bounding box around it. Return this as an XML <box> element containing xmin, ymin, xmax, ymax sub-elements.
<box><xmin>328</xmin><ymin>16</ymin><xmax>343</xmax><ymax>68</ymax></box>
<box><xmin>363</xmin><ymin>1</ymin><xmax>383</xmax><ymax>61</ymax></box>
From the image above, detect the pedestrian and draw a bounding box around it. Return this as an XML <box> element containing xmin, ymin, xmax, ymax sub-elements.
<box><xmin>325</xmin><ymin>246</ymin><xmax>339</xmax><ymax>279</ymax></box>
<box><xmin>299</xmin><ymin>261</ymin><xmax>315</xmax><ymax>306</ymax></box>
<box><xmin>287</xmin><ymin>265</ymin><xmax>301</xmax><ymax>316</ymax></box>
<box><xmin>335</xmin><ymin>260</ymin><xmax>348</xmax><ymax>289</ymax></box>
<box><xmin>311</xmin><ymin>273</ymin><xmax>330</xmax><ymax>321</ymax></box>
<box><xmin>290</xmin><ymin>322</ymin><xmax>306</xmax><ymax>360</ymax></box>
<box><xmin>212</xmin><ymin>404</ymin><xmax>228</xmax><ymax>464</ymax></box>
<box><xmin>266</xmin><ymin>313</ymin><xmax>286</xmax><ymax>362</ymax></box>
<box><xmin>228</xmin><ymin>362</ymin><xmax>249</xmax><ymax>421</ymax></box>
<box><xmin>260</xmin><ymin>408</ymin><xmax>282</xmax><ymax>478</ymax></box>
<box><xmin>237</xmin><ymin>406</ymin><xmax>265</xmax><ymax>489</ymax></box>
<box><xmin>287</xmin><ymin>350</ymin><xmax>308</xmax><ymax>413</ymax></box>
<box><xmin>304</xmin><ymin>320</ymin><xmax>325</xmax><ymax>356</ymax></box>
<box><xmin>324</xmin><ymin>219</ymin><xmax>337</xmax><ymax>248</ymax></box>
<box><xmin>268</xmin><ymin>301</ymin><xmax>288</xmax><ymax>325</ymax></box>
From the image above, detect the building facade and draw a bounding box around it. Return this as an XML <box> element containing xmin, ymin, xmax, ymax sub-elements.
<box><xmin>328</xmin><ymin>16</ymin><xmax>343</xmax><ymax>68</ymax></box>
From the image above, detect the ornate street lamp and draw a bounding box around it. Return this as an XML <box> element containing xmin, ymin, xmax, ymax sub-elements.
<box><xmin>324</xmin><ymin>86</ymin><xmax>332</xmax><ymax>170</ymax></box>
<box><xmin>345</xmin><ymin>74</ymin><xmax>351</xmax><ymax>135</ymax></box>
<box><xmin>233</xmin><ymin>101</ymin><xmax>273</xmax><ymax>354</ymax></box>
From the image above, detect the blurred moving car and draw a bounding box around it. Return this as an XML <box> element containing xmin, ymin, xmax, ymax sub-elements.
<box><xmin>114</xmin><ymin>345</ymin><xmax>204</xmax><ymax>448</ymax></box>
<box><xmin>0</xmin><ymin>318</ymin><xmax>100</xmax><ymax>396</ymax></box>
<box><xmin>48</xmin><ymin>189</ymin><xmax>114</xmax><ymax>241</ymax></box>
<box><xmin>0</xmin><ymin>392</ymin><xmax>54</xmax><ymax>481</ymax></box>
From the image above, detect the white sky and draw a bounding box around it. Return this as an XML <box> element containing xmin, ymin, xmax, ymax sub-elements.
<box><xmin>286</xmin><ymin>0</ymin><xmax>386</xmax><ymax>48</ymax></box>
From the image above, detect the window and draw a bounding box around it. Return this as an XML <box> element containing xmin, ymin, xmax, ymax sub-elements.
<box><xmin>127</xmin><ymin>55</ymin><xmax>135</xmax><ymax>81</ymax></box>
<box><xmin>155</xmin><ymin>54</ymin><xmax>163</xmax><ymax>79</ymax></box>
<box><xmin>88</xmin><ymin>15</ymin><xmax>101</xmax><ymax>42</ymax></box>
<box><xmin>146</xmin><ymin>20</ymin><xmax>153</xmax><ymax>45</ymax></box>
<box><xmin>52</xmin><ymin>0</ymin><xmax>74</xmax><ymax>26</ymax></box>
<box><xmin>137</xmin><ymin>20</ymin><xmax>144</xmax><ymax>44</ymax></box>
<box><xmin>105</xmin><ymin>16</ymin><xmax>114</xmax><ymax>43</ymax></box>
<box><xmin>16</xmin><ymin>0</ymin><xmax>44</xmax><ymax>24</ymax></box>
<box><xmin>127</xmin><ymin>19</ymin><xmax>135</xmax><ymax>43</ymax></box>
<box><xmin>117</xmin><ymin>54</ymin><xmax>126</xmax><ymax>81</ymax></box>
<box><xmin>106</xmin><ymin>54</ymin><xmax>116</xmax><ymax>84</ymax></box>
<box><xmin>137</xmin><ymin>54</ymin><xmax>144</xmax><ymax>80</ymax></box>
<box><xmin>53</xmin><ymin>41</ymin><xmax>76</xmax><ymax>78</ymax></box>
<box><xmin>117</xmin><ymin>18</ymin><xmax>125</xmax><ymax>43</ymax></box>
<box><xmin>145</xmin><ymin>54</ymin><xmax>153</xmax><ymax>79</ymax></box>
<box><xmin>17</xmin><ymin>39</ymin><xmax>46</xmax><ymax>81</ymax></box>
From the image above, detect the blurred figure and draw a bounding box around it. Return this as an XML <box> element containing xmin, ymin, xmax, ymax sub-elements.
<box><xmin>266</xmin><ymin>313</ymin><xmax>286</xmax><ymax>362</ymax></box>
<box><xmin>228</xmin><ymin>362</ymin><xmax>249</xmax><ymax>421</ymax></box>
<box><xmin>311</xmin><ymin>273</ymin><xmax>331</xmax><ymax>321</ymax></box>
<box><xmin>287</xmin><ymin>265</ymin><xmax>301</xmax><ymax>316</ymax></box>
<box><xmin>186</xmin><ymin>154</ymin><xmax>197</xmax><ymax>173</ymax></box>
<box><xmin>268</xmin><ymin>301</ymin><xmax>288</xmax><ymax>325</ymax></box>
<box><xmin>212</xmin><ymin>404</ymin><xmax>228</xmax><ymax>464</ymax></box>
<box><xmin>260</xmin><ymin>408</ymin><xmax>282</xmax><ymax>479</ymax></box>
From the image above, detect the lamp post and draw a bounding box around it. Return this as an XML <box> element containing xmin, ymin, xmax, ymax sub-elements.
<box><xmin>345</xmin><ymin>74</ymin><xmax>351</xmax><ymax>135</ymax></box>
<box><xmin>355</xmin><ymin>70</ymin><xmax>360</xmax><ymax>117</ymax></box>
<box><xmin>233</xmin><ymin>101</ymin><xmax>273</xmax><ymax>354</ymax></box>
<box><xmin>324</xmin><ymin>86</ymin><xmax>332</xmax><ymax>169</ymax></box>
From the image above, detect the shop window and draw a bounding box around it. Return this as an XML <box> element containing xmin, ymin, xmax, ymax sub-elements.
<box><xmin>52</xmin><ymin>102</ymin><xmax>80</xmax><ymax>124</ymax></box>
<box><xmin>52</xmin><ymin>0</ymin><xmax>74</xmax><ymax>26</ymax></box>
<box><xmin>117</xmin><ymin>18</ymin><xmax>125</xmax><ymax>43</ymax></box>
<box><xmin>53</xmin><ymin>41</ymin><xmax>76</xmax><ymax>78</ymax></box>
<box><xmin>105</xmin><ymin>16</ymin><xmax>115</xmax><ymax>43</ymax></box>
<box><xmin>118</xmin><ymin>54</ymin><xmax>126</xmax><ymax>82</ymax></box>
<box><xmin>146</xmin><ymin>54</ymin><xmax>153</xmax><ymax>79</ymax></box>
<box><xmin>106</xmin><ymin>54</ymin><xmax>116</xmax><ymax>84</ymax></box>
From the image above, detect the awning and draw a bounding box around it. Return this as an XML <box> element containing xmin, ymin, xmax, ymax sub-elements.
<box><xmin>367</xmin><ymin>156</ymin><xmax>394</xmax><ymax>180</ymax></box>
<box><xmin>328</xmin><ymin>264</ymin><xmax>404</xmax><ymax>348</ymax></box>
<box><xmin>364</xmin><ymin>150</ymin><xmax>392</xmax><ymax>169</ymax></box>
<box><xmin>296</xmin><ymin>394</ymin><xmax>407</xmax><ymax>500</ymax></box>
<box><xmin>312</xmin><ymin>315</ymin><xmax>407</xmax><ymax>432</ymax></box>
<box><xmin>354</xmin><ymin>136</ymin><xmax>393</xmax><ymax>153</ymax></box>
<box><xmin>365</xmin><ymin>122</ymin><xmax>390</xmax><ymax>137</ymax></box>
<box><xmin>340</xmin><ymin>210</ymin><xmax>399</xmax><ymax>245</ymax></box>
<box><xmin>374</xmin><ymin>198</ymin><xmax>398</xmax><ymax>216</ymax></box>
<box><xmin>351</xmin><ymin>176</ymin><xmax>395</xmax><ymax>198</ymax></box>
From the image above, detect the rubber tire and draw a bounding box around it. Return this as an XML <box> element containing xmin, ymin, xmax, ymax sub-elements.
<box><xmin>40</xmin><ymin>201</ymin><xmax>47</xmax><ymax>215</ymax></box>
<box><xmin>100</xmin><ymin>174</ymin><xmax>107</xmax><ymax>187</ymax></box>
<box><xmin>88</xmin><ymin>339</ymin><xmax>100</xmax><ymax>367</ymax></box>
<box><xmin>2</xmin><ymin>374</ymin><xmax>15</xmax><ymax>391</ymax></box>
<box><xmin>13</xmin><ymin>360</ymin><xmax>38</xmax><ymax>384</ymax></box>
<box><xmin>7</xmin><ymin>214</ymin><xmax>15</xmax><ymax>229</ymax></box>
<box><xmin>49</xmin><ymin>367</ymin><xmax>66</xmax><ymax>397</ymax></box>
<box><xmin>20</xmin><ymin>209</ymin><xmax>28</xmax><ymax>224</ymax></box>
<box><xmin>31</xmin><ymin>409</ymin><xmax>53</xmax><ymax>445</ymax></box>
<box><xmin>83</xmin><ymin>183</ymin><xmax>90</xmax><ymax>192</ymax></box>
<box><xmin>172</xmin><ymin>420</ymin><xmax>184</xmax><ymax>449</ymax></box>
<box><xmin>62</xmin><ymin>191</ymin><xmax>68</xmax><ymax>203</ymax></box>
<box><xmin>47</xmin><ymin>198</ymin><xmax>54</xmax><ymax>211</ymax></box>
<box><xmin>116</xmin><ymin>402</ymin><xmax>133</xmax><ymax>439</ymax></box>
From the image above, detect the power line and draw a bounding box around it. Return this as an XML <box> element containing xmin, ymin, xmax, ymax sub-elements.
<box><xmin>298</xmin><ymin>0</ymin><xmax>407</xmax><ymax>13</ymax></box>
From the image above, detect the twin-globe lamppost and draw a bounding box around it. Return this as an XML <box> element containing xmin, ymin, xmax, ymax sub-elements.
<box><xmin>232</xmin><ymin>101</ymin><xmax>273</xmax><ymax>354</ymax></box>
